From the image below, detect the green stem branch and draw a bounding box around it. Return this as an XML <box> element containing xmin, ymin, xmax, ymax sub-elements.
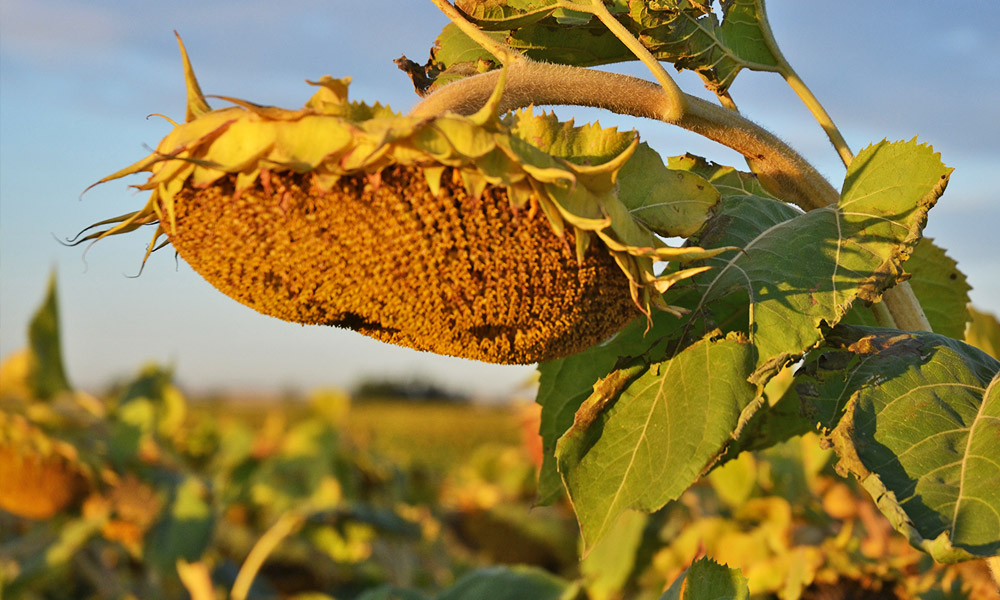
<box><xmin>782</xmin><ymin>70</ymin><xmax>854</xmax><ymax>166</ymax></box>
<box><xmin>754</xmin><ymin>0</ymin><xmax>854</xmax><ymax>168</ymax></box>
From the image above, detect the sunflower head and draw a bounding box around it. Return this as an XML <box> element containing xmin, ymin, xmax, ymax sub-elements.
<box><xmin>79</xmin><ymin>36</ymin><xmax>728</xmax><ymax>364</ymax></box>
<box><xmin>0</xmin><ymin>412</ymin><xmax>90</xmax><ymax>520</ymax></box>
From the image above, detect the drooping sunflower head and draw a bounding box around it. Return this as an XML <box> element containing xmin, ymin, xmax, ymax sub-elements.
<box><xmin>79</xmin><ymin>36</ymin><xmax>728</xmax><ymax>364</ymax></box>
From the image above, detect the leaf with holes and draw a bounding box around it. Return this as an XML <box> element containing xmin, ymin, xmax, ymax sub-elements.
<box><xmin>796</xmin><ymin>325</ymin><xmax>1000</xmax><ymax>562</ymax></box>
<box><xmin>625</xmin><ymin>0</ymin><xmax>783</xmax><ymax>97</ymax></box>
<box><xmin>413</xmin><ymin>0</ymin><xmax>785</xmax><ymax>99</ymax></box>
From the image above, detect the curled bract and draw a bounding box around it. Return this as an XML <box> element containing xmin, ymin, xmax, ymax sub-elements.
<box><xmin>79</xmin><ymin>36</ymin><xmax>730</xmax><ymax>364</ymax></box>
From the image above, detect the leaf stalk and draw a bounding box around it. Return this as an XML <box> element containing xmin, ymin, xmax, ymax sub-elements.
<box><xmin>782</xmin><ymin>69</ymin><xmax>854</xmax><ymax>166</ymax></box>
<box><xmin>753</xmin><ymin>0</ymin><xmax>854</xmax><ymax>167</ymax></box>
<box><xmin>428</xmin><ymin>0</ymin><xmax>524</xmax><ymax>65</ymax></box>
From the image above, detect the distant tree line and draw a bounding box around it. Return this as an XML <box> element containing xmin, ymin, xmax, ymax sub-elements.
<box><xmin>351</xmin><ymin>376</ymin><xmax>470</xmax><ymax>404</ymax></box>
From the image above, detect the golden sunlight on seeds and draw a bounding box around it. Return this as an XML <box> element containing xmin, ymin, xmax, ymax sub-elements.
<box><xmin>168</xmin><ymin>166</ymin><xmax>637</xmax><ymax>363</ymax></box>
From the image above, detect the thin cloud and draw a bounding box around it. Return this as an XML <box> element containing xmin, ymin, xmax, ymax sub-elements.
<box><xmin>0</xmin><ymin>0</ymin><xmax>126</xmax><ymax>63</ymax></box>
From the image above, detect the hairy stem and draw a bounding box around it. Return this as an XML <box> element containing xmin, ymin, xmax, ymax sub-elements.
<box><xmin>409</xmin><ymin>61</ymin><xmax>838</xmax><ymax>210</ymax></box>
<box><xmin>568</xmin><ymin>0</ymin><xmax>686</xmax><ymax>120</ymax></box>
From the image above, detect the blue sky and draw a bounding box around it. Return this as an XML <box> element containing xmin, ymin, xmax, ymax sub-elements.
<box><xmin>1</xmin><ymin>1</ymin><xmax>998</xmax><ymax>398</ymax></box>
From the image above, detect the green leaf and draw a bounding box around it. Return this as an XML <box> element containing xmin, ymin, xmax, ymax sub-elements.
<box><xmin>629</xmin><ymin>0</ymin><xmax>782</xmax><ymax>96</ymax></box>
<box><xmin>147</xmin><ymin>476</ymin><xmax>214</xmax><ymax>568</ymax></box>
<box><xmin>688</xmin><ymin>139</ymin><xmax>950</xmax><ymax>381</ymax></box>
<box><xmin>247</xmin><ymin>420</ymin><xmax>343</xmax><ymax>514</ymax></box>
<box><xmin>535</xmin><ymin>309</ymin><xmax>696</xmax><ymax>504</ymax></box>
<box><xmin>429</xmin><ymin>0</ymin><xmax>785</xmax><ymax>98</ymax></box>
<box><xmin>966</xmin><ymin>307</ymin><xmax>1000</xmax><ymax>360</ymax></box>
<box><xmin>797</xmin><ymin>325</ymin><xmax>1000</xmax><ymax>562</ymax></box>
<box><xmin>537</xmin><ymin>141</ymin><xmax>945</xmax><ymax>508</ymax></box>
<box><xmin>436</xmin><ymin>566</ymin><xmax>575</xmax><ymax>600</ymax></box>
<box><xmin>434</xmin><ymin>24</ymin><xmax>500</xmax><ymax>66</ymax></box>
<box><xmin>118</xmin><ymin>364</ymin><xmax>187</xmax><ymax>438</ymax></box>
<box><xmin>455</xmin><ymin>0</ymin><xmax>561</xmax><ymax>30</ymax></box>
<box><xmin>707</xmin><ymin>450</ymin><xmax>757</xmax><ymax>509</ymax></box>
<box><xmin>618</xmin><ymin>144</ymin><xmax>721</xmax><ymax>238</ymax></box>
<box><xmin>27</xmin><ymin>272</ymin><xmax>71</xmax><ymax>399</ymax></box>
<box><xmin>905</xmin><ymin>237</ymin><xmax>971</xmax><ymax>339</ymax></box>
<box><xmin>6</xmin><ymin>517</ymin><xmax>102</xmax><ymax>594</ymax></box>
<box><xmin>109</xmin><ymin>397</ymin><xmax>155</xmax><ymax>467</ymax></box>
<box><xmin>357</xmin><ymin>586</ymin><xmax>429</xmax><ymax>600</ymax></box>
<box><xmin>717</xmin><ymin>366</ymin><xmax>815</xmax><ymax>460</ymax></box>
<box><xmin>667</xmin><ymin>153</ymin><xmax>779</xmax><ymax>201</ymax></box>
<box><xmin>556</xmin><ymin>333</ymin><xmax>758</xmax><ymax>549</ymax></box>
<box><xmin>398</xmin><ymin>23</ymin><xmax>502</xmax><ymax>94</ymax></box>
<box><xmin>533</xmin><ymin>156</ymin><xmax>773</xmax><ymax>505</ymax></box>
<box><xmin>506</xmin><ymin>20</ymin><xmax>631</xmax><ymax>66</ymax></box>
<box><xmin>109</xmin><ymin>364</ymin><xmax>186</xmax><ymax>466</ymax></box>
<box><xmin>580</xmin><ymin>510</ymin><xmax>648</xmax><ymax>600</ymax></box>
<box><xmin>660</xmin><ymin>556</ymin><xmax>750</xmax><ymax>600</ymax></box>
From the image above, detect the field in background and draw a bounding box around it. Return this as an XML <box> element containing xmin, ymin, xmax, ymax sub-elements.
<box><xmin>3</xmin><ymin>279</ymin><xmax>1000</xmax><ymax>599</ymax></box>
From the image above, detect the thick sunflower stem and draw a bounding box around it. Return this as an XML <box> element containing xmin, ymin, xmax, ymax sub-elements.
<box><xmin>882</xmin><ymin>282</ymin><xmax>932</xmax><ymax>332</ymax></box>
<box><xmin>573</xmin><ymin>0</ymin><xmax>686</xmax><ymax>121</ymax></box>
<box><xmin>870</xmin><ymin>301</ymin><xmax>897</xmax><ymax>329</ymax></box>
<box><xmin>410</xmin><ymin>61</ymin><xmax>838</xmax><ymax>211</ymax></box>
